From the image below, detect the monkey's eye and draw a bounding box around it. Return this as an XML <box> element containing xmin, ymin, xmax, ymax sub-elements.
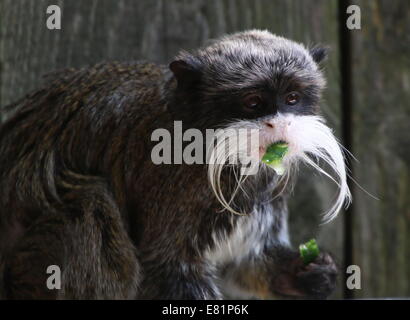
<box><xmin>285</xmin><ymin>92</ymin><xmax>300</xmax><ymax>106</ymax></box>
<box><xmin>243</xmin><ymin>94</ymin><xmax>262</xmax><ymax>111</ymax></box>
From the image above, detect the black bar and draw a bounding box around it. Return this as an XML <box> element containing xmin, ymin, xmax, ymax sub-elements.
<box><xmin>0</xmin><ymin>299</ymin><xmax>407</xmax><ymax>317</ymax></box>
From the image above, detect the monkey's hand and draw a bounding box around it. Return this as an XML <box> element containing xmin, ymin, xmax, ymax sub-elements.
<box><xmin>272</xmin><ymin>252</ymin><xmax>338</xmax><ymax>299</ymax></box>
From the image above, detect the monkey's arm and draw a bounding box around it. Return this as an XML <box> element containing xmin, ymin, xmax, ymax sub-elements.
<box><xmin>221</xmin><ymin>244</ymin><xmax>338</xmax><ymax>299</ymax></box>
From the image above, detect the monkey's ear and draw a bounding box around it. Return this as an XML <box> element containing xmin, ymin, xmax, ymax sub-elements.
<box><xmin>310</xmin><ymin>46</ymin><xmax>329</xmax><ymax>64</ymax></box>
<box><xmin>169</xmin><ymin>59</ymin><xmax>202</xmax><ymax>88</ymax></box>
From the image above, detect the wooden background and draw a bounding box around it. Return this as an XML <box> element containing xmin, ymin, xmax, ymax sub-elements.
<box><xmin>0</xmin><ymin>0</ymin><xmax>408</xmax><ymax>298</ymax></box>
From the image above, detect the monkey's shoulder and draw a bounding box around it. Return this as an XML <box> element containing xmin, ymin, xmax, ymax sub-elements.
<box><xmin>44</xmin><ymin>61</ymin><xmax>167</xmax><ymax>85</ymax></box>
<box><xmin>73</xmin><ymin>61</ymin><xmax>170</xmax><ymax>112</ymax></box>
<box><xmin>42</xmin><ymin>61</ymin><xmax>169</xmax><ymax>102</ymax></box>
<box><xmin>2</xmin><ymin>61</ymin><xmax>171</xmax><ymax>131</ymax></box>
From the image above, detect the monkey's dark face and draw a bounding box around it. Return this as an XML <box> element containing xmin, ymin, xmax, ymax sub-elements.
<box><xmin>199</xmin><ymin>67</ymin><xmax>323</xmax><ymax>123</ymax></box>
<box><xmin>170</xmin><ymin>30</ymin><xmax>350</xmax><ymax>222</ymax></box>
<box><xmin>170</xmin><ymin>30</ymin><xmax>326</xmax><ymax>127</ymax></box>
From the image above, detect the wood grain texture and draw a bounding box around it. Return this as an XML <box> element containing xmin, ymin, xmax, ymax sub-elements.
<box><xmin>0</xmin><ymin>0</ymin><xmax>343</xmax><ymax>297</ymax></box>
<box><xmin>351</xmin><ymin>0</ymin><xmax>410</xmax><ymax>298</ymax></box>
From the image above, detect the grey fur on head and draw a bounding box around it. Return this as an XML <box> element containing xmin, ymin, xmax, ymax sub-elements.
<box><xmin>172</xmin><ymin>30</ymin><xmax>327</xmax><ymax>93</ymax></box>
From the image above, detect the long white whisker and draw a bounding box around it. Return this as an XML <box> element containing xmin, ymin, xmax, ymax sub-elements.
<box><xmin>207</xmin><ymin>114</ymin><xmax>352</xmax><ymax>222</ymax></box>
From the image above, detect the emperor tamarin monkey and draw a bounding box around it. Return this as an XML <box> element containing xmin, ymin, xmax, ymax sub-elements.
<box><xmin>0</xmin><ymin>30</ymin><xmax>350</xmax><ymax>299</ymax></box>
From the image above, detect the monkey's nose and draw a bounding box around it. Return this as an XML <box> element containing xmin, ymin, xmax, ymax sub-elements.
<box><xmin>264</xmin><ymin>122</ymin><xmax>274</xmax><ymax>129</ymax></box>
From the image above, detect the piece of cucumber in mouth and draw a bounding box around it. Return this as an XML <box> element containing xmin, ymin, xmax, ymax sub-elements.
<box><xmin>261</xmin><ymin>142</ymin><xmax>288</xmax><ymax>175</ymax></box>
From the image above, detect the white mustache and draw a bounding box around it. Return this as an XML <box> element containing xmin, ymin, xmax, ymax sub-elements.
<box><xmin>207</xmin><ymin>113</ymin><xmax>352</xmax><ymax>223</ymax></box>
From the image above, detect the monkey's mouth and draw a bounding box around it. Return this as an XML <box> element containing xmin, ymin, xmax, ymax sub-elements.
<box><xmin>208</xmin><ymin>114</ymin><xmax>351</xmax><ymax>221</ymax></box>
<box><xmin>258</xmin><ymin>140</ymin><xmax>288</xmax><ymax>159</ymax></box>
<box><xmin>208</xmin><ymin>113</ymin><xmax>351</xmax><ymax>222</ymax></box>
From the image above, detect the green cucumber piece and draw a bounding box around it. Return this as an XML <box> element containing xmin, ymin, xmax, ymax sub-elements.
<box><xmin>299</xmin><ymin>239</ymin><xmax>320</xmax><ymax>265</ymax></box>
<box><xmin>261</xmin><ymin>142</ymin><xmax>288</xmax><ymax>175</ymax></box>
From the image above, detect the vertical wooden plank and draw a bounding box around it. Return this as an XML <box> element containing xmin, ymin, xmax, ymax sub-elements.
<box><xmin>0</xmin><ymin>0</ymin><xmax>344</xmax><ymax>297</ymax></box>
<box><xmin>352</xmin><ymin>0</ymin><xmax>410</xmax><ymax>298</ymax></box>
<box><xmin>0</xmin><ymin>0</ymin><xmax>167</xmax><ymax>108</ymax></box>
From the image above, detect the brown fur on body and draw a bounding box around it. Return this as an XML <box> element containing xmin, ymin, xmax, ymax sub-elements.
<box><xmin>0</xmin><ymin>62</ymin><xmax>163</xmax><ymax>298</ymax></box>
<box><xmin>0</xmin><ymin>61</ymin><xmax>236</xmax><ymax>299</ymax></box>
<box><xmin>0</xmin><ymin>31</ymin><xmax>338</xmax><ymax>299</ymax></box>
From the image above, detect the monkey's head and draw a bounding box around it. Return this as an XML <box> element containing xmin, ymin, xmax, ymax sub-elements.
<box><xmin>169</xmin><ymin>30</ymin><xmax>351</xmax><ymax>222</ymax></box>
